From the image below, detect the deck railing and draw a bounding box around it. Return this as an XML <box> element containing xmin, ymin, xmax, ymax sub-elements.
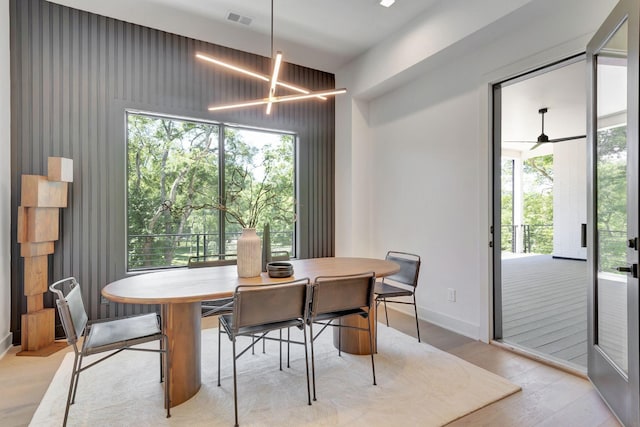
<box><xmin>127</xmin><ymin>231</ymin><xmax>294</xmax><ymax>270</ymax></box>
<box><xmin>501</xmin><ymin>224</ymin><xmax>553</xmax><ymax>254</ymax></box>
<box><xmin>503</xmin><ymin>225</ymin><xmax>625</xmax><ymax>269</ymax></box>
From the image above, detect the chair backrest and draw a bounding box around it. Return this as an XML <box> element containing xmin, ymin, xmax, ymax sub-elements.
<box><xmin>49</xmin><ymin>277</ymin><xmax>89</xmax><ymax>345</ymax></box>
<box><xmin>383</xmin><ymin>251</ymin><xmax>421</xmax><ymax>288</ymax></box>
<box><xmin>311</xmin><ymin>272</ymin><xmax>376</xmax><ymax>318</ymax></box>
<box><xmin>190</xmin><ymin>252</ymin><xmax>289</xmax><ymax>268</ymax></box>
<box><xmin>231</xmin><ymin>278</ymin><xmax>311</xmax><ymax>333</ymax></box>
<box><xmin>271</xmin><ymin>250</ymin><xmax>290</xmax><ymax>261</ymax></box>
<box><xmin>188</xmin><ymin>254</ymin><xmax>238</xmax><ymax>268</ymax></box>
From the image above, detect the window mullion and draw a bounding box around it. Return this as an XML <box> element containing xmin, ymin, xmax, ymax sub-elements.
<box><xmin>218</xmin><ymin>125</ymin><xmax>226</xmax><ymax>256</ymax></box>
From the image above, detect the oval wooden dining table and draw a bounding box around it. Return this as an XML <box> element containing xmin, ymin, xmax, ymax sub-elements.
<box><xmin>102</xmin><ymin>257</ymin><xmax>399</xmax><ymax>407</ymax></box>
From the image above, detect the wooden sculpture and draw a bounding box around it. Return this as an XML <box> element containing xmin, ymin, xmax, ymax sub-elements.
<box><xmin>17</xmin><ymin>157</ymin><xmax>73</xmax><ymax>356</ymax></box>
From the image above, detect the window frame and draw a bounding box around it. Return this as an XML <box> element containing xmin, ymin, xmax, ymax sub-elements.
<box><xmin>124</xmin><ymin>110</ymin><xmax>298</xmax><ymax>272</ymax></box>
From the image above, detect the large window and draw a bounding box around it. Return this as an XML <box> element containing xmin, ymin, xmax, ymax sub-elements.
<box><xmin>126</xmin><ymin>112</ymin><xmax>296</xmax><ymax>271</ymax></box>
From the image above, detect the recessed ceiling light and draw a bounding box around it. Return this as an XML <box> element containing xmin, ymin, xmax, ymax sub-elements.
<box><xmin>380</xmin><ymin>0</ymin><xmax>395</xmax><ymax>7</ymax></box>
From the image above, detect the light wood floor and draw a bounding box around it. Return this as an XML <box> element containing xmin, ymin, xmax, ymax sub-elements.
<box><xmin>0</xmin><ymin>310</ymin><xmax>620</xmax><ymax>427</ymax></box>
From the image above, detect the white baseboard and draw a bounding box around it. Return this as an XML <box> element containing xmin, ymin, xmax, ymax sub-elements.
<box><xmin>387</xmin><ymin>305</ymin><xmax>480</xmax><ymax>340</ymax></box>
<box><xmin>421</xmin><ymin>308</ymin><xmax>480</xmax><ymax>340</ymax></box>
<box><xmin>0</xmin><ymin>331</ymin><xmax>13</xmax><ymax>359</ymax></box>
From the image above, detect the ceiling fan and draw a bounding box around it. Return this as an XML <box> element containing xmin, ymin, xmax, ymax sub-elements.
<box><xmin>508</xmin><ymin>107</ymin><xmax>586</xmax><ymax>150</ymax></box>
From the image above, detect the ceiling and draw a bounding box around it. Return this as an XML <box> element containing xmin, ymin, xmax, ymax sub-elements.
<box><xmin>148</xmin><ymin>0</ymin><xmax>441</xmax><ymax>68</ymax></box>
<box><xmin>502</xmin><ymin>55</ymin><xmax>627</xmax><ymax>158</ymax></box>
<box><xmin>49</xmin><ymin>0</ymin><xmax>443</xmax><ymax>72</ymax></box>
<box><xmin>501</xmin><ymin>60</ymin><xmax>587</xmax><ymax>157</ymax></box>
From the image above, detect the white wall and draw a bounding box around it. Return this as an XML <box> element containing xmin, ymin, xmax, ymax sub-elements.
<box><xmin>335</xmin><ymin>99</ymin><xmax>374</xmax><ymax>256</ymax></box>
<box><xmin>553</xmin><ymin>140</ymin><xmax>587</xmax><ymax>260</ymax></box>
<box><xmin>370</xmin><ymin>89</ymin><xmax>485</xmax><ymax>338</ymax></box>
<box><xmin>336</xmin><ymin>0</ymin><xmax>617</xmax><ymax>341</ymax></box>
<box><xmin>0</xmin><ymin>0</ymin><xmax>12</xmax><ymax>357</ymax></box>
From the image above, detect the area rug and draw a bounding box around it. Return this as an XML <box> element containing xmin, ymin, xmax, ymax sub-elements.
<box><xmin>30</xmin><ymin>326</ymin><xmax>520</xmax><ymax>426</ymax></box>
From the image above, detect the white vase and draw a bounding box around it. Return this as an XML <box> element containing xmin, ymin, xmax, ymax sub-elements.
<box><xmin>236</xmin><ymin>228</ymin><xmax>262</xmax><ymax>278</ymax></box>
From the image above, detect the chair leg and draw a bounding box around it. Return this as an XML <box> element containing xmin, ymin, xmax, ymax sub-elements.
<box><xmin>413</xmin><ymin>294</ymin><xmax>421</xmax><ymax>342</ymax></box>
<box><xmin>263</xmin><ymin>332</ymin><xmax>266</xmax><ymax>354</ymax></box>
<box><xmin>279</xmin><ymin>329</ymin><xmax>283</xmax><ymax>371</ymax></box>
<box><xmin>287</xmin><ymin>327</ymin><xmax>291</xmax><ymax>368</ymax></box>
<box><xmin>373</xmin><ymin>301</ymin><xmax>379</xmax><ymax>354</ymax></box>
<box><xmin>160</xmin><ymin>305</ymin><xmax>167</xmax><ymax>383</ymax></box>
<box><xmin>302</xmin><ymin>325</ymin><xmax>311</xmax><ymax>406</ymax></box>
<box><xmin>232</xmin><ymin>339</ymin><xmax>239</xmax><ymax>427</ymax></box>
<box><xmin>164</xmin><ymin>335</ymin><xmax>171</xmax><ymax>418</ymax></box>
<box><xmin>309</xmin><ymin>322</ymin><xmax>317</xmax><ymax>401</ymax></box>
<box><xmin>70</xmin><ymin>353</ymin><xmax>84</xmax><ymax>404</ymax></box>
<box><xmin>63</xmin><ymin>353</ymin><xmax>80</xmax><ymax>427</ymax></box>
<box><xmin>159</xmin><ymin>339</ymin><xmax>164</xmax><ymax>383</ymax></box>
<box><xmin>383</xmin><ymin>298</ymin><xmax>389</xmax><ymax>326</ymax></box>
<box><xmin>252</xmin><ymin>336</ymin><xmax>255</xmax><ymax>355</ymax></box>
<box><xmin>218</xmin><ymin>318</ymin><xmax>222</xmax><ymax>387</ymax></box>
<box><xmin>367</xmin><ymin>316</ymin><xmax>377</xmax><ymax>386</ymax></box>
<box><xmin>338</xmin><ymin>319</ymin><xmax>341</xmax><ymax>357</ymax></box>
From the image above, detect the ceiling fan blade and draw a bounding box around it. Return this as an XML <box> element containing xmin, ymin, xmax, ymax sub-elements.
<box><xmin>504</xmin><ymin>140</ymin><xmax>538</xmax><ymax>143</ymax></box>
<box><xmin>507</xmin><ymin>109</ymin><xmax>585</xmax><ymax>148</ymax></box>
<box><xmin>548</xmin><ymin>134</ymin><xmax>586</xmax><ymax>143</ymax></box>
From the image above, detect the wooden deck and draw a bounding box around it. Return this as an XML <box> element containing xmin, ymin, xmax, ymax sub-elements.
<box><xmin>501</xmin><ymin>254</ymin><xmax>588</xmax><ymax>369</ymax></box>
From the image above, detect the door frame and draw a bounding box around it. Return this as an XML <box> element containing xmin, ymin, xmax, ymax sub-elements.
<box><xmin>491</xmin><ymin>54</ymin><xmax>586</xmax><ymax>342</ymax></box>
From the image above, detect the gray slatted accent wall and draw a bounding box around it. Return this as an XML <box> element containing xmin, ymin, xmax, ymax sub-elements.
<box><xmin>10</xmin><ymin>0</ymin><xmax>335</xmax><ymax>343</ymax></box>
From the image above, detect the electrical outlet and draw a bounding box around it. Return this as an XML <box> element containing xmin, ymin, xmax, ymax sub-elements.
<box><xmin>447</xmin><ymin>288</ymin><xmax>456</xmax><ymax>302</ymax></box>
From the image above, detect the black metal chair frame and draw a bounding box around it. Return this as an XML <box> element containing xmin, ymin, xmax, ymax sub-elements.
<box><xmin>187</xmin><ymin>254</ymin><xmax>237</xmax><ymax>268</ymax></box>
<box><xmin>189</xmin><ymin>252</ymin><xmax>290</xmax><ymax>319</ymax></box>
<box><xmin>49</xmin><ymin>277</ymin><xmax>170</xmax><ymax>426</ymax></box>
<box><xmin>257</xmin><ymin>250</ymin><xmax>292</xmax><ymax>355</ymax></box>
<box><xmin>188</xmin><ymin>254</ymin><xmax>238</xmax><ymax>317</ymax></box>
<box><xmin>217</xmin><ymin>279</ymin><xmax>312</xmax><ymax>427</ymax></box>
<box><xmin>270</xmin><ymin>250</ymin><xmax>291</xmax><ymax>261</ymax></box>
<box><xmin>308</xmin><ymin>272</ymin><xmax>377</xmax><ymax>401</ymax></box>
<box><xmin>188</xmin><ymin>250</ymin><xmax>289</xmax><ymax>267</ymax></box>
<box><xmin>375</xmin><ymin>251</ymin><xmax>422</xmax><ymax>342</ymax></box>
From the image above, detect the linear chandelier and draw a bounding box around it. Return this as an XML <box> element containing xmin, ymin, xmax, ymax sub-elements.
<box><xmin>198</xmin><ymin>0</ymin><xmax>346</xmax><ymax>115</ymax></box>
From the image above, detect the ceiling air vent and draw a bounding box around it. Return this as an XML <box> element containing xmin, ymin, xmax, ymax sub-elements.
<box><xmin>227</xmin><ymin>12</ymin><xmax>252</xmax><ymax>26</ymax></box>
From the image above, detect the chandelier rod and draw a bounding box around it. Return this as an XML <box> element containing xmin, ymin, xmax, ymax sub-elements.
<box><xmin>270</xmin><ymin>0</ymin><xmax>274</xmax><ymax>58</ymax></box>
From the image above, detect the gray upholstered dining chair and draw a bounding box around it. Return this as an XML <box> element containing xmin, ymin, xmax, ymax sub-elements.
<box><xmin>271</xmin><ymin>250</ymin><xmax>290</xmax><ymax>261</ymax></box>
<box><xmin>188</xmin><ymin>254</ymin><xmax>238</xmax><ymax>317</ymax></box>
<box><xmin>189</xmin><ymin>252</ymin><xmax>290</xmax><ymax>318</ymax></box>
<box><xmin>308</xmin><ymin>272</ymin><xmax>377</xmax><ymax>401</ymax></box>
<box><xmin>190</xmin><ymin>251</ymin><xmax>293</xmax><ymax>354</ymax></box>
<box><xmin>49</xmin><ymin>277</ymin><xmax>170</xmax><ymax>426</ymax></box>
<box><xmin>263</xmin><ymin>250</ymin><xmax>291</xmax><ymax>356</ymax></box>
<box><xmin>374</xmin><ymin>251</ymin><xmax>422</xmax><ymax>342</ymax></box>
<box><xmin>217</xmin><ymin>278</ymin><xmax>312</xmax><ymax>427</ymax></box>
<box><xmin>187</xmin><ymin>254</ymin><xmax>238</xmax><ymax>268</ymax></box>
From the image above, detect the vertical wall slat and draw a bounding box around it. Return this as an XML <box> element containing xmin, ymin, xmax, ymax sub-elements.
<box><xmin>9</xmin><ymin>0</ymin><xmax>22</xmax><ymax>339</ymax></box>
